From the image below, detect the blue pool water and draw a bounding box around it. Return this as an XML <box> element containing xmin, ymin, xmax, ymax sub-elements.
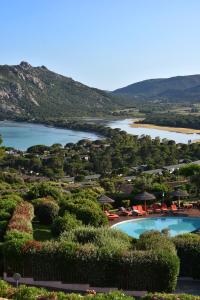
<box><xmin>112</xmin><ymin>217</ymin><xmax>200</xmax><ymax>238</ymax></box>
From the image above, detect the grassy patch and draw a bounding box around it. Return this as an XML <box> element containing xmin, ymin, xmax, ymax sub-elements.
<box><xmin>33</xmin><ymin>222</ymin><xmax>53</xmax><ymax>241</ymax></box>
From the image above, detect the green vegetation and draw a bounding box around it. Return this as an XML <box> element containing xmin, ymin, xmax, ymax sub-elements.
<box><xmin>0</xmin><ymin>280</ymin><xmax>199</xmax><ymax>300</ymax></box>
<box><xmin>138</xmin><ymin>114</ymin><xmax>200</xmax><ymax>130</ymax></box>
<box><xmin>0</xmin><ymin>61</ymin><xmax>122</xmax><ymax>119</ymax></box>
<box><xmin>1</xmin><ymin>121</ymin><xmax>200</xmax><ymax>180</ymax></box>
<box><xmin>3</xmin><ymin>224</ymin><xmax>179</xmax><ymax>292</ymax></box>
<box><xmin>113</xmin><ymin>74</ymin><xmax>200</xmax><ymax>103</ymax></box>
<box><xmin>0</xmin><ymin>280</ymin><xmax>134</xmax><ymax>300</ymax></box>
<box><xmin>0</xmin><ymin>127</ymin><xmax>199</xmax><ymax>294</ymax></box>
<box><xmin>173</xmin><ymin>233</ymin><xmax>200</xmax><ymax>279</ymax></box>
<box><xmin>33</xmin><ymin>223</ymin><xmax>53</xmax><ymax>241</ymax></box>
<box><xmin>143</xmin><ymin>293</ymin><xmax>200</xmax><ymax>300</ymax></box>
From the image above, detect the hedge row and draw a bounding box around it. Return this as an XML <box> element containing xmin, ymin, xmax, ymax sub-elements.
<box><xmin>4</xmin><ymin>229</ymin><xmax>180</xmax><ymax>292</ymax></box>
<box><xmin>3</xmin><ymin>201</ymin><xmax>34</xmax><ymax>266</ymax></box>
<box><xmin>0</xmin><ymin>280</ymin><xmax>199</xmax><ymax>300</ymax></box>
<box><xmin>6</xmin><ymin>201</ymin><xmax>34</xmax><ymax>238</ymax></box>
<box><xmin>173</xmin><ymin>233</ymin><xmax>200</xmax><ymax>279</ymax></box>
<box><xmin>143</xmin><ymin>293</ymin><xmax>200</xmax><ymax>300</ymax></box>
<box><xmin>0</xmin><ymin>280</ymin><xmax>133</xmax><ymax>300</ymax></box>
<box><xmin>0</xmin><ymin>194</ymin><xmax>22</xmax><ymax>241</ymax></box>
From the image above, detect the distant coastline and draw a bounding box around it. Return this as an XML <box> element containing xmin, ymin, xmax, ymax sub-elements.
<box><xmin>130</xmin><ymin>122</ymin><xmax>200</xmax><ymax>134</ymax></box>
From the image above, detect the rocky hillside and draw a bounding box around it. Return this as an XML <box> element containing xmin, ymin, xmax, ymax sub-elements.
<box><xmin>0</xmin><ymin>61</ymin><xmax>118</xmax><ymax>119</ymax></box>
<box><xmin>113</xmin><ymin>75</ymin><xmax>200</xmax><ymax>102</ymax></box>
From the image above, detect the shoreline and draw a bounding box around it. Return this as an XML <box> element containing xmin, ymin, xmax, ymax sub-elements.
<box><xmin>131</xmin><ymin>122</ymin><xmax>200</xmax><ymax>134</ymax></box>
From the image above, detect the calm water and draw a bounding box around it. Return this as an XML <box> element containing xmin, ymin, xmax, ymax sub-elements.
<box><xmin>0</xmin><ymin>121</ymin><xmax>100</xmax><ymax>150</ymax></box>
<box><xmin>113</xmin><ymin>217</ymin><xmax>200</xmax><ymax>238</ymax></box>
<box><xmin>107</xmin><ymin>119</ymin><xmax>200</xmax><ymax>144</ymax></box>
<box><xmin>0</xmin><ymin>118</ymin><xmax>199</xmax><ymax>150</ymax></box>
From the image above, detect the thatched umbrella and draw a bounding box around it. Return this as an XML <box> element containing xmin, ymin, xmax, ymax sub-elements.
<box><xmin>172</xmin><ymin>189</ymin><xmax>189</xmax><ymax>198</ymax></box>
<box><xmin>98</xmin><ymin>194</ymin><xmax>115</xmax><ymax>210</ymax></box>
<box><xmin>134</xmin><ymin>191</ymin><xmax>156</xmax><ymax>211</ymax></box>
<box><xmin>172</xmin><ymin>189</ymin><xmax>189</xmax><ymax>207</ymax></box>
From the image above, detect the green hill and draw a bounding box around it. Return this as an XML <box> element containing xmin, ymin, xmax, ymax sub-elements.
<box><xmin>113</xmin><ymin>74</ymin><xmax>200</xmax><ymax>102</ymax></box>
<box><xmin>0</xmin><ymin>61</ymin><xmax>119</xmax><ymax>119</ymax></box>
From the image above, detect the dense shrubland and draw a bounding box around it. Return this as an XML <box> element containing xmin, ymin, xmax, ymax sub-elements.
<box><xmin>138</xmin><ymin>114</ymin><xmax>200</xmax><ymax>130</ymax></box>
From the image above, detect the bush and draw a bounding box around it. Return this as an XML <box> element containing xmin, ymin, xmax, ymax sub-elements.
<box><xmin>6</xmin><ymin>201</ymin><xmax>34</xmax><ymax>235</ymax></box>
<box><xmin>0</xmin><ymin>194</ymin><xmax>22</xmax><ymax>213</ymax></box>
<box><xmin>0</xmin><ymin>280</ymin><xmax>134</xmax><ymax>300</ymax></box>
<box><xmin>60</xmin><ymin>198</ymin><xmax>108</xmax><ymax>226</ymax></box>
<box><xmin>143</xmin><ymin>293</ymin><xmax>200</xmax><ymax>300</ymax></box>
<box><xmin>26</xmin><ymin>182</ymin><xmax>62</xmax><ymax>202</ymax></box>
<box><xmin>3</xmin><ymin>201</ymin><xmax>34</xmax><ymax>260</ymax></box>
<box><xmin>173</xmin><ymin>233</ymin><xmax>200</xmax><ymax>279</ymax></box>
<box><xmin>0</xmin><ymin>221</ymin><xmax>7</xmax><ymax>240</ymax></box>
<box><xmin>137</xmin><ymin>231</ymin><xmax>177</xmax><ymax>255</ymax></box>
<box><xmin>0</xmin><ymin>209</ymin><xmax>11</xmax><ymax>221</ymax></box>
<box><xmin>24</xmin><ymin>246</ymin><xmax>178</xmax><ymax>292</ymax></box>
<box><xmin>33</xmin><ymin>197</ymin><xmax>59</xmax><ymax>225</ymax></box>
<box><xmin>51</xmin><ymin>212</ymin><xmax>82</xmax><ymax>237</ymax></box>
<box><xmin>60</xmin><ymin>226</ymin><xmax>133</xmax><ymax>254</ymax></box>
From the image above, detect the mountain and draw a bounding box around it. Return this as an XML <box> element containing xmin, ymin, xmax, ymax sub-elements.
<box><xmin>0</xmin><ymin>61</ymin><xmax>119</xmax><ymax>119</ymax></box>
<box><xmin>113</xmin><ymin>75</ymin><xmax>200</xmax><ymax>102</ymax></box>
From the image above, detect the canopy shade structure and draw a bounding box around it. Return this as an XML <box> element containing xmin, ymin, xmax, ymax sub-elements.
<box><xmin>172</xmin><ymin>189</ymin><xmax>189</xmax><ymax>198</ymax></box>
<box><xmin>134</xmin><ymin>191</ymin><xmax>156</xmax><ymax>211</ymax></box>
<box><xmin>172</xmin><ymin>189</ymin><xmax>189</xmax><ymax>208</ymax></box>
<box><xmin>134</xmin><ymin>192</ymin><xmax>156</xmax><ymax>201</ymax></box>
<box><xmin>98</xmin><ymin>195</ymin><xmax>114</xmax><ymax>210</ymax></box>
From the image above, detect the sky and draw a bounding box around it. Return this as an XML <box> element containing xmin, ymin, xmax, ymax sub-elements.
<box><xmin>1</xmin><ymin>0</ymin><xmax>200</xmax><ymax>90</ymax></box>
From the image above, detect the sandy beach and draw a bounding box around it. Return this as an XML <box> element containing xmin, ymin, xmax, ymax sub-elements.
<box><xmin>130</xmin><ymin>122</ymin><xmax>200</xmax><ymax>134</ymax></box>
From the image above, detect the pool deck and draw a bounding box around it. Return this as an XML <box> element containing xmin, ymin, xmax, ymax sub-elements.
<box><xmin>110</xmin><ymin>208</ymin><xmax>200</xmax><ymax>227</ymax></box>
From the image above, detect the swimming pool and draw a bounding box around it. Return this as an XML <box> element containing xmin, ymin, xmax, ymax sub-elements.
<box><xmin>112</xmin><ymin>217</ymin><xmax>200</xmax><ymax>238</ymax></box>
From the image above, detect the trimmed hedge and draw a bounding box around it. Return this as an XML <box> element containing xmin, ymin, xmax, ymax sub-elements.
<box><xmin>0</xmin><ymin>280</ymin><xmax>199</xmax><ymax>300</ymax></box>
<box><xmin>4</xmin><ymin>227</ymin><xmax>180</xmax><ymax>292</ymax></box>
<box><xmin>0</xmin><ymin>280</ymin><xmax>135</xmax><ymax>300</ymax></box>
<box><xmin>3</xmin><ymin>201</ymin><xmax>34</xmax><ymax>275</ymax></box>
<box><xmin>6</xmin><ymin>201</ymin><xmax>34</xmax><ymax>236</ymax></box>
<box><xmin>33</xmin><ymin>197</ymin><xmax>59</xmax><ymax>225</ymax></box>
<box><xmin>173</xmin><ymin>233</ymin><xmax>200</xmax><ymax>279</ymax></box>
<box><xmin>143</xmin><ymin>293</ymin><xmax>200</xmax><ymax>300</ymax></box>
<box><xmin>4</xmin><ymin>248</ymin><xmax>179</xmax><ymax>292</ymax></box>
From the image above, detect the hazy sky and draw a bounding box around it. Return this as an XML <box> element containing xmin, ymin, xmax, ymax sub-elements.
<box><xmin>1</xmin><ymin>0</ymin><xmax>200</xmax><ymax>90</ymax></box>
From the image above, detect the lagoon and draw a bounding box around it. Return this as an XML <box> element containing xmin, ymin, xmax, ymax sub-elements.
<box><xmin>0</xmin><ymin>119</ymin><xmax>199</xmax><ymax>150</ymax></box>
<box><xmin>107</xmin><ymin>119</ymin><xmax>200</xmax><ymax>144</ymax></box>
<box><xmin>0</xmin><ymin>121</ymin><xmax>100</xmax><ymax>150</ymax></box>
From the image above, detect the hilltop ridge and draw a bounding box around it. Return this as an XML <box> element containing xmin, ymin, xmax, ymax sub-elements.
<box><xmin>0</xmin><ymin>61</ymin><xmax>118</xmax><ymax>119</ymax></box>
<box><xmin>113</xmin><ymin>74</ymin><xmax>200</xmax><ymax>102</ymax></box>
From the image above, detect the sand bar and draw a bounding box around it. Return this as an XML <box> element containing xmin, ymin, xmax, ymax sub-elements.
<box><xmin>130</xmin><ymin>123</ymin><xmax>200</xmax><ymax>134</ymax></box>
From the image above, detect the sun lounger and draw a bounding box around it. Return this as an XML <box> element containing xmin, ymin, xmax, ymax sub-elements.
<box><xmin>171</xmin><ymin>204</ymin><xmax>178</xmax><ymax>212</ymax></box>
<box><xmin>145</xmin><ymin>206</ymin><xmax>153</xmax><ymax>213</ymax></box>
<box><xmin>104</xmin><ymin>210</ymin><xmax>119</xmax><ymax>220</ymax></box>
<box><xmin>161</xmin><ymin>203</ymin><xmax>169</xmax><ymax>212</ymax></box>
<box><xmin>132</xmin><ymin>205</ymin><xmax>146</xmax><ymax>216</ymax></box>
<box><xmin>137</xmin><ymin>205</ymin><xmax>147</xmax><ymax>215</ymax></box>
<box><xmin>132</xmin><ymin>205</ymin><xmax>142</xmax><ymax>216</ymax></box>
<box><xmin>119</xmin><ymin>208</ymin><xmax>132</xmax><ymax>216</ymax></box>
<box><xmin>152</xmin><ymin>204</ymin><xmax>161</xmax><ymax>213</ymax></box>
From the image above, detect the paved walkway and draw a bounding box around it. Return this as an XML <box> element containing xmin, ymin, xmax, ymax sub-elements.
<box><xmin>176</xmin><ymin>278</ymin><xmax>200</xmax><ymax>296</ymax></box>
<box><xmin>5</xmin><ymin>276</ymin><xmax>200</xmax><ymax>297</ymax></box>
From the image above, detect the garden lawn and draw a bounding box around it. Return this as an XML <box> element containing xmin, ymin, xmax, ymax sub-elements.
<box><xmin>33</xmin><ymin>222</ymin><xmax>53</xmax><ymax>241</ymax></box>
